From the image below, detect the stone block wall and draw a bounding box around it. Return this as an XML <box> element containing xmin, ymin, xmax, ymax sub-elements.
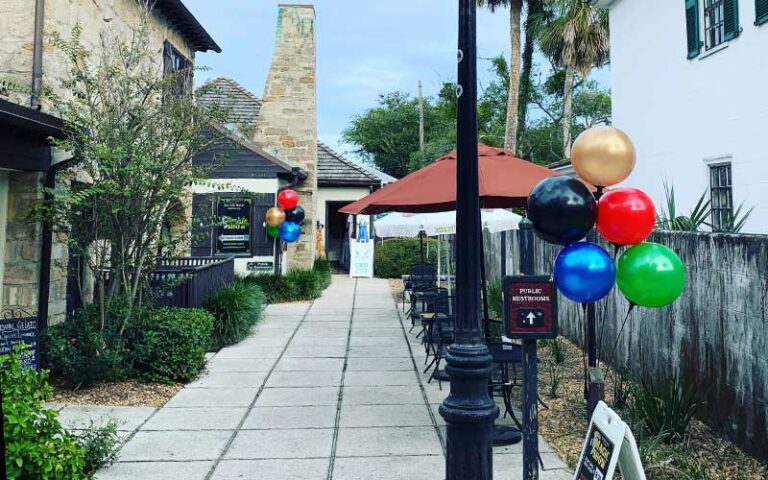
<box><xmin>483</xmin><ymin>228</ymin><xmax>768</xmax><ymax>461</ymax></box>
<box><xmin>253</xmin><ymin>5</ymin><xmax>318</xmax><ymax>270</ymax></box>
<box><xmin>0</xmin><ymin>0</ymin><xmax>194</xmax><ymax>112</ymax></box>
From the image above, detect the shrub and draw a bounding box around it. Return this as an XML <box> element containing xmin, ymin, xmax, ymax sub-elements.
<box><xmin>2</xmin><ymin>346</ymin><xmax>88</xmax><ymax>479</ymax></box>
<box><xmin>132</xmin><ymin>308</ymin><xmax>214</xmax><ymax>383</ymax></box>
<box><xmin>205</xmin><ymin>281</ymin><xmax>265</xmax><ymax>349</ymax></box>
<box><xmin>43</xmin><ymin>305</ymin><xmax>128</xmax><ymax>388</ymax></box>
<box><xmin>242</xmin><ymin>262</ymin><xmax>332</xmax><ymax>304</ymax></box>
<box><xmin>285</xmin><ymin>269</ymin><xmax>323</xmax><ymax>300</ymax></box>
<box><xmin>487</xmin><ymin>281</ymin><xmax>503</xmax><ymax>320</ymax></box>
<box><xmin>628</xmin><ymin>373</ymin><xmax>702</xmax><ymax>443</ymax></box>
<box><xmin>75</xmin><ymin>420</ymin><xmax>121</xmax><ymax>474</ymax></box>
<box><xmin>244</xmin><ymin>273</ymin><xmax>298</xmax><ymax>304</ymax></box>
<box><xmin>374</xmin><ymin>238</ymin><xmax>439</xmax><ymax>278</ymax></box>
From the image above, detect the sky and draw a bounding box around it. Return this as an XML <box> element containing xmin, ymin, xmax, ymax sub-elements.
<box><xmin>184</xmin><ymin>1</ymin><xmax>609</xmax><ymax>156</ymax></box>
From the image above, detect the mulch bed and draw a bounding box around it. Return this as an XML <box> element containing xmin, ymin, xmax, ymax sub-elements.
<box><xmin>533</xmin><ymin>337</ymin><xmax>768</xmax><ymax>480</ymax></box>
<box><xmin>51</xmin><ymin>378</ymin><xmax>182</xmax><ymax>408</ymax></box>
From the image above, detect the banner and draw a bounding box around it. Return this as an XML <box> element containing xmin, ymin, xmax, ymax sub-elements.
<box><xmin>349</xmin><ymin>239</ymin><xmax>374</xmax><ymax>278</ymax></box>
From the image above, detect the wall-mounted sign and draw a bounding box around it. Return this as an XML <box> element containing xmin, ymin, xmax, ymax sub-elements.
<box><xmin>503</xmin><ymin>275</ymin><xmax>558</xmax><ymax>339</ymax></box>
<box><xmin>574</xmin><ymin>402</ymin><xmax>646</xmax><ymax>480</ymax></box>
<box><xmin>349</xmin><ymin>239</ymin><xmax>374</xmax><ymax>278</ymax></box>
<box><xmin>216</xmin><ymin>197</ymin><xmax>252</xmax><ymax>255</ymax></box>
<box><xmin>247</xmin><ymin>261</ymin><xmax>274</xmax><ymax>272</ymax></box>
<box><xmin>0</xmin><ymin>313</ymin><xmax>39</xmax><ymax>370</ymax></box>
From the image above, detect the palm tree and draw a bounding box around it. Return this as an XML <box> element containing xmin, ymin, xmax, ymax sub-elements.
<box><xmin>537</xmin><ymin>0</ymin><xmax>609</xmax><ymax>158</ymax></box>
<box><xmin>517</xmin><ymin>0</ymin><xmax>546</xmax><ymax>151</ymax></box>
<box><xmin>477</xmin><ymin>0</ymin><xmax>523</xmax><ymax>154</ymax></box>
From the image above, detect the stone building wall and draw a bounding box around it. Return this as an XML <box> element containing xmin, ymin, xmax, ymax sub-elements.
<box><xmin>253</xmin><ymin>5</ymin><xmax>318</xmax><ymax>270</ymax></box>
<box><xmin>483</xmin><ymin>229</ymin><xmax>768</xmax><ymax>461</ymax></box>
<box><xmin>0</xmin><ymin>0</ymin><xmax>194</xmax><ymax>112</ymax></box>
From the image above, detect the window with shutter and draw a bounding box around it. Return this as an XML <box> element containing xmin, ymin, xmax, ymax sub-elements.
<box><xmin>686</xmin><ymin>0</ymin><xmax>702</xmax><ymax>58</ymax></box>
<box><xmin>757</xmin><ymin>0</ymin><xmax>768</xmax><ymax>25</ymax></box>
<box><xmin>191</xmin><ymin>194</ymin><xmax>214</xmax><ymax>257</ymax></box>
<box><xmin>722</xmin><ymin>0</ymin><xmax>740</xmax><ymax>40</ymax></box>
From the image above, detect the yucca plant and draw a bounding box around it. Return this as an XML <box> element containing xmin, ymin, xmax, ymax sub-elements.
<box><xmin>656</xmin><ymin>181</ymin><xmax>711</xmax><ymax>231</ymax></box>
<box><xmin>718</xmin><ymin>202</ymin><xmax>755</xmax><ymax>234</ymax></box>
<box><xmin>629</xmin><ymin>372</ymin><xmax>702</xmax><ymax>444</ymax></box>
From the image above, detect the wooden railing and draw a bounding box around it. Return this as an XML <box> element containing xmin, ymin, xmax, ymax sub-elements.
<box><xmin>149</xmin><ymin>256</ymin><xmax>235</xmax><ymax>309</ymax></box>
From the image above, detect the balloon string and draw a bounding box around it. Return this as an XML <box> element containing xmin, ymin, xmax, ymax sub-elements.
<box><xmin>603</xmin><ymin>303</ymin><xmax>636</xmax><ymax>376</ymax></box>
<box><xmin>581</xmin><ymin>303</ymin><xmax>588</xmax><ymax>399</ymax></box>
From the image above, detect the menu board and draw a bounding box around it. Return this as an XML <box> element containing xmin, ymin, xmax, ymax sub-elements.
<box><xmin>0</xmin><ymin>315</ymin><xmax>39</xmax><ymax>370</ymax></box>
<box><xmin>216</xmin><ymin>197</ymin><xmax>252</xmax><ymax>255</ymax></box>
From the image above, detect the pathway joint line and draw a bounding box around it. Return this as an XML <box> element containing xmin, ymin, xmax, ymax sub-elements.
<box><xmin>203</xmin><ymin>302</ymin><xmax>314</xmax><ymax>480</ymax></box>
<box><xmin>325</xmin><ymin>278</ymin><xmax>358</xmax><ymax>480</ymax></box>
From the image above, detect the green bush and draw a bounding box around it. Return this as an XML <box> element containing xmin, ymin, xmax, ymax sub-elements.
<box><xmin>374</xmin><ymin>238</ymin><xmax>440</xmax><ymax>278</ymax></box>
<box><xmin>75</xmin><ymin>420</ymin><xmax>121</xmax><ymax>474</ymax></box>
<box><xmin>628</xmin><ymin>373</ymin><xmax>702</xmax><ymax>444</ymax></box>
<box><xmin>2</xmin><ymin>346</ymin><xmax>88</xmax><ymax>479</ymax></box>
<box><xmin>205</xmin><ymin>281</ymin><xmax>265</xmax><ymax>349</ymax></box>
<box><xmin>43</xmin><ymin>305</ymin><xmax>128</xmax><ymax>388</ymax></box>
<box><xmin>132</xmin><ymin>308</ymin><xmax>214</xmax><ymax>383</ymax></box>
<box><xmin>243</xmin><ymin>261</ymin><xmax>332</xmax><ymax>304</ymax></box>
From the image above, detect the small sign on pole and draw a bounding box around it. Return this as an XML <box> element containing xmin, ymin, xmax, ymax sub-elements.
<box><xmin>574</xmin><ymin>401</ymin><xmax>646</xmax><ymax>480</ymax></box>
<box><xmin>503</xmin><ymin>275</ymin><xmax>558</xmax><ymax>340</ymax></box>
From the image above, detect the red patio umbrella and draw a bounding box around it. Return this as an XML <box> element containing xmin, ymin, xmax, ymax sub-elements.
<box><xmin>340</xmin><ymin>144</ymin><xmax>559</xmax><ymax>215</ymax></box>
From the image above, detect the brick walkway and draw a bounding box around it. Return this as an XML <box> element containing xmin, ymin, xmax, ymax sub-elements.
<box><xmin>90</xmin><ymin>276</ymin><xmax>571</xmax><ymax>479</ymax></box>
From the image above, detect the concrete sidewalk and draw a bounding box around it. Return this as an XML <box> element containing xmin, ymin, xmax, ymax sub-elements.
<box><xmin>90</xmin><ymin>276</ymin><xmax>571</xmax><ymax>480</ymax></box>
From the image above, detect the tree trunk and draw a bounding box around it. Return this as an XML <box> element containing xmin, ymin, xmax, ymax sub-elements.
<box><xmin>562</xmin><ymin>64</ymin><xmax>575</xmax><ymax>159</ymax></box>
<box><xmin>505</xmin><ymin>0</ymin><xmax>523</xmax><ymax>154</ymax></box>
<box><xmin>517</xmin><ymin>0</ymin><xmax>541</xmax><ymax>155</ymax></box>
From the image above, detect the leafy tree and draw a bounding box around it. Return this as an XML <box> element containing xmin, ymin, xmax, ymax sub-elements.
<box><xmin>536</xmin><ymin>0</ymin><xmax>609</xmax><ymax>158</ymax></box>
<box><xmin>37</xmin><ymin>9</ymin><xmax>231</xmax><ymax>335</ymax></box>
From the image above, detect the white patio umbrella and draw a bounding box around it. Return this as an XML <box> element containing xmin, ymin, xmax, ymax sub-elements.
<box><xmin>374</xmin><ymin>209</ymin><xmax>522</xmax><ymax>238</ymax></box>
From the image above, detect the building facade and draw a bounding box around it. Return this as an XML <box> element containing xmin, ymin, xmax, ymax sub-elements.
<box><xmin>0</xmin><ymin>0</ymin><xmax>219</xmax><ymax>326</ymax></box>
<box><xmin>595</xmin><ymin>0</ymin><xmax>768</xmax><ymax>233</ymax></box>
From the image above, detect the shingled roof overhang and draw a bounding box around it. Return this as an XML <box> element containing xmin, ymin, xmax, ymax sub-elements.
<box><xmin>155</xmin><ymin>0</ymin><xmax>221</xmax><ymax>53</ymax></box>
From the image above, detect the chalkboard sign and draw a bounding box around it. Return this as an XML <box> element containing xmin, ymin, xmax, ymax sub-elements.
<box><xmin>576</xmin><ymin>424</ymin><xmax>614</xmax><ymax>480</ymax></box>
<box><xmin>216</xmin><ymin>197</ymin><xmax>252</xmax><ymax>255</ymax></box>
<box><xmin>573</xmin><ymin>401</ymin><xmax>646</xmax><ymax>480</ymax></box>
<box><xmin>0</xmin><ymin>314</ymin><xmax>39</xmax><ymax>370</ymax></box>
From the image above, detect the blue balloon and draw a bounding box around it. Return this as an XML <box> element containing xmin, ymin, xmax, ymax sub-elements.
<box><xmin>554</xmin><ymin>242</ymin><xmax>616</xmax><ymax>303</ymax></box>
<box><xmin>279</xmin><ymin>221</ymin><xmax>301</xmax><ymax>243</ymax></box>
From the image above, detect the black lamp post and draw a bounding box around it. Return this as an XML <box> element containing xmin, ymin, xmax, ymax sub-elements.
<box><xmin>439</xmin><ymin>1</ymin><xmax>499</xmax><ymax>479</ymax></box>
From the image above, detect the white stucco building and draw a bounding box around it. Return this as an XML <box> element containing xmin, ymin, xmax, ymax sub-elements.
<box><xmin>595</xmin><ymin>0</ymin><xmax>768</xmax><ymax>233</ymax></box>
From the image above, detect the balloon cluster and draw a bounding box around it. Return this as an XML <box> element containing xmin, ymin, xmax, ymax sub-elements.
<box><xmin>528</xmin><ymin>126</ymin><xmax>686</xmax><ymax>308</ymax></box>
<box><xmin>265</xmin><ymin>189</ymin><xmax>305</xmax><ymax>243</ymax></box>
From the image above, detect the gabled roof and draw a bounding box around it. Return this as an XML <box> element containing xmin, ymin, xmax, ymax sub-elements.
<box><xmin>317</xmin><ymin>143</ymin><xmax>393</xmax><ymax>188</ymax></box>
<box><xmin>198</xmin><ymin>78</ymin><xmax>262</xmax><ymax>128</ymax></box>
<box><xmin>155</xmin><ymin>0</ymin><xmax>221</xmax><ymax>53</ymax></box>
<box><xmin>196</xmin><ymin>77</ymin><xmax>393</xmax><ymax>187</ymax></box>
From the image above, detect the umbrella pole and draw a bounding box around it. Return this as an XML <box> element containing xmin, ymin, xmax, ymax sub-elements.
<box><xmin>420</xmin><ymin>231</ymin><xmax>425</xmax><ymax>263</ymax></box>
<box><xmin>480</xmin><ymin>233</ymin><xmax>490</xmax><ymax>342</ymax></box>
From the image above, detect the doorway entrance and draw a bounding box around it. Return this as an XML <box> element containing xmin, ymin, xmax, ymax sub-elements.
<box><xmin>325</xmin><ymin>201</ymin><xmax>350</xmax><ymax>270</ymax></box>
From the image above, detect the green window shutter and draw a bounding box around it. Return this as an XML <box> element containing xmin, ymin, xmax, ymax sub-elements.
<box><xmin>757</xmin><ymin>0</ymin><xmax>768</xmax><ymax>25</ymax></box>
<box><xmin>686</xmin><ymin>0</ymin><xmax>701</xmax><ymax>58</ymax></box>
<box><xmin>723</xmin><ymin>0</ymin><xmax>740</xmax><ymax>40</ymax></box>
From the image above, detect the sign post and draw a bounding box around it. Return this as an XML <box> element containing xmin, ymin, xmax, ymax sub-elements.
<box><xmin>503</xmin><ymin>218</ymin><xmax>559</xmax><ymax>480</ymax></box>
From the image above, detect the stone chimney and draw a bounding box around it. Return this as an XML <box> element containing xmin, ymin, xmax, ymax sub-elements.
<box><xmin>253</xmin><ymin>4</ymin><xmax>318</xmax><ymax>271</ymax></box>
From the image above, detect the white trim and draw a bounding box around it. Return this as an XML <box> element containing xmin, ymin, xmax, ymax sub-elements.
<box><xmin>699</xmin><ymin>42</ymin><xmax>729</xmax><ymax>60</ymax></box>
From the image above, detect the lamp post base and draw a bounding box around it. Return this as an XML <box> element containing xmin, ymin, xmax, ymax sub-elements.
<box><xmin>440</xmin><ymin>343</ymin><xmax>499</xmax><ymax>480</ymax></box>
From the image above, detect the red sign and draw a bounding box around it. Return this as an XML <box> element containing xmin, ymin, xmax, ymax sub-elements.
<box><xmin>503</xmin><ymin>275</ymin><xmax>558</xmax><ymax>339</ymax></box>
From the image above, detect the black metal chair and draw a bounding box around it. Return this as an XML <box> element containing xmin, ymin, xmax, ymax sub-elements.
<box><xmin>423</xmin><ymin>295</ymin><xmax>455</xmax><ymax>388</ymax></box>
<box><xmin>487</xmin><ymin>341</ymin><xmax>523</xmax><ymax>429</ymax></box>
<box><xmin>406</xmin><ymin>264</ymin><xmax>437</xmax><ymax>328</ymax></box>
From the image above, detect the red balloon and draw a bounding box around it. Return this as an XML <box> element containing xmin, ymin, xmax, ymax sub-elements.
<box><xmin>278</xmin><ymin>189</ymin><xmax>299</xmax><ymax>210</ymax></box>
<box><xmin>597</xmin><ymin>188</ymin><xmax>656</xmax><ymax>246</ymax></box>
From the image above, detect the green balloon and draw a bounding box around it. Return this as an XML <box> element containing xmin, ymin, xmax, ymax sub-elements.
<box><xmin>616</xmin><ymin>242</ymin><xmax>686</xmax><ymax>308</ymax></box>
<box><xmin>267</xmin><ymin>225</ymin><xmax>280</xmax><ymax>239</ymax></box>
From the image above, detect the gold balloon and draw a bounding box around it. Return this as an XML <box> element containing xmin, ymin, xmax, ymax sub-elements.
<box><xmin>265</xmin><ymin>207</ymin><xmax>286</xmax><ymax>227</ymax></box>
<box><xmin>571</xmin><ymin>126</ymin><xmax>636</xmax><ymax>187</ymax></box>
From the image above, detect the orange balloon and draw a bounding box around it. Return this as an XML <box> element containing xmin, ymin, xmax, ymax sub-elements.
<box><xmin>571</xmin><ymin>126</ymin><xmax>636</xmax><ymax>187</ymax></box>
<box><xmin>265</xmin><ymin>207</ymin><xmax>286</xmax><ymax>227</ymax></box>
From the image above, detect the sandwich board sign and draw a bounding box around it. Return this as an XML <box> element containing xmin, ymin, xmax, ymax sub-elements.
<box><xmin>574</xmin><ymin>401</ymin><xmax>646</xmax><ymax>480</ymax></box>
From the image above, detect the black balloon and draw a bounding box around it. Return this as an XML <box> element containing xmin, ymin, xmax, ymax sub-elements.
<box><xmin>527</xmin><ymin>176</ymin><xmax>597</xmax><ymax>245</ymax></box>
<box><xmin>286</xmin><ymin>205</ymin><xmax>306</xmax><ymax>224</ymax></box>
